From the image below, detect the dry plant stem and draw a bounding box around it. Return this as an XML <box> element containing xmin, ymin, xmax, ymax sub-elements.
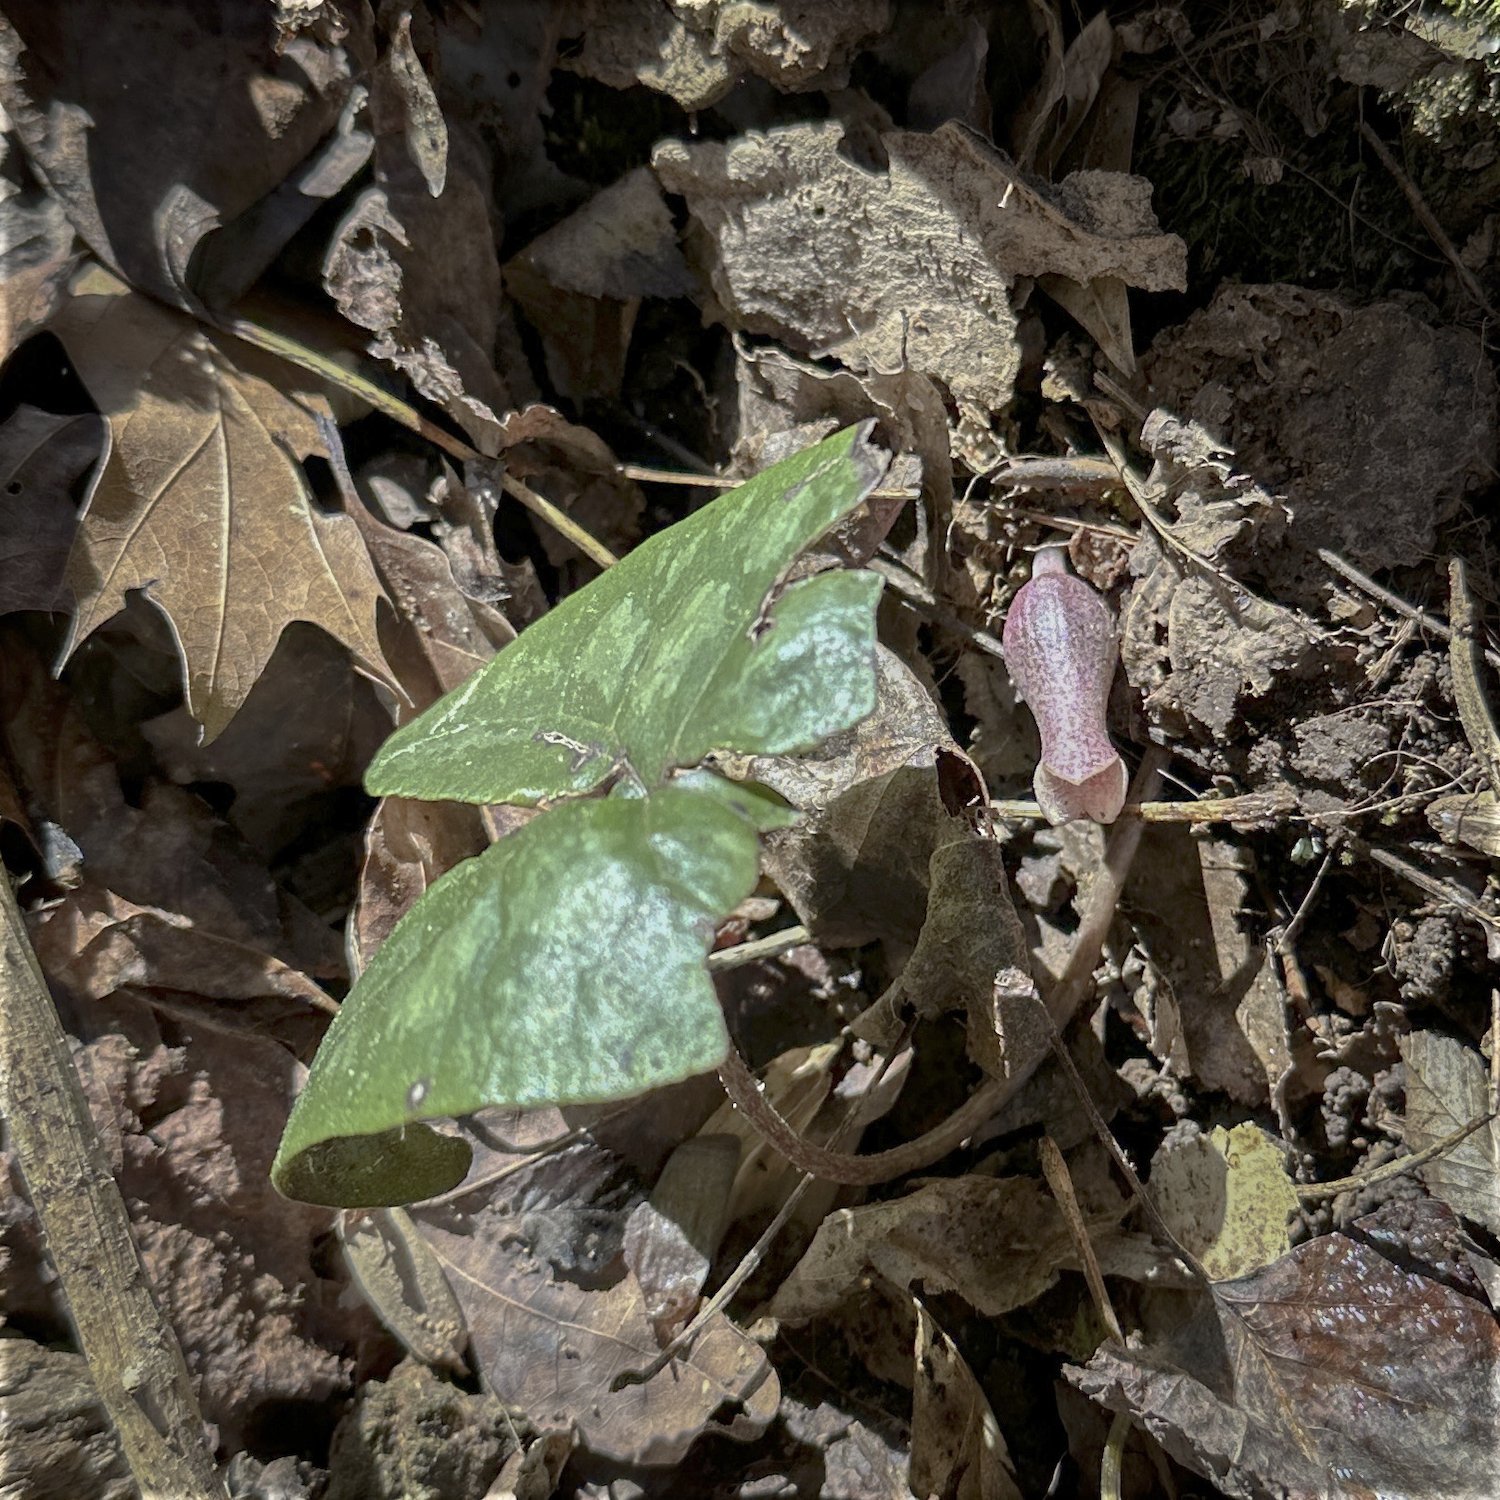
<box><xmin>870</xmin><ymin>553</ymin><xmax>1008</xmax><ymax>662</ymax></box>
<box><xmin>1295</xmin><ymin>1109</ymin><xmax>1497</xmax><ymax>1202</ymax></box>
<box><xmin>618</xmin><ymin>462</ymin><xmax>920</xmax><ymax>504</ymax></box>
<box><xmin>1358</xmin><ymin>122</ymin><xmax>1500</xmax><ymax>323</ymax></box>
<box><xmin>992</xmin><ymin>786</ymin><xmax>1299</xmax><ymax>825</ymax></box>
<box><xmin>718</xmin><ymin>748</ymin><xmax>1169</xmax><ymax>1185</ymax></box>
<box><xmin>1447</xmin><ymin>557</ymin><xmax>1500</xmax><ymax>799</ymax></box>
<box><xmin>717</xmin><ymin>1043</ymin><xmax>1009</xmax><ymax>1186</ymax></box>
<box><xmin>1274</xmin><ymin>844</ymin><xmax>1336</xmax><ymax>957</ymax></box>
<box><xmin>620</xmin><ymin>1025</ymin><xmax>914</xmax><ymax>1388</ymax></box>
<box><xmin>1039</xmin><ymin>1135</ymin><xmax>1124</xmax><ymax>1344</ymax></box>
<box><xmin>217</xmin><ymin>313</ymin><xmax>620</xmax><ymax>571</ymax></box>
<box><xmin>0</xmin><ymin>874</ymin><xmax>223</xmax><ymax>1500</ymax></box>
<box><xmin>1317</xmin><ymin>546</ymin><xmax>1500</xmax><ymax>674</ymax></box>
<box><xmin>1102</xmin><ymin>1410</ymin><xmax>1132</xmax><ymax>1500</ymax></box>
<box><xmin>707</xmin><ymin>924</ymin><xmax>814</xmax><ymax>971</ymax></box>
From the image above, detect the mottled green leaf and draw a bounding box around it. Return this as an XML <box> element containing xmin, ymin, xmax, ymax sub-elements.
<box><xmin>274</xmin><ymin>787</ymin><xmax>765</xmax><ymax>1205</ymax></box>
<box><xmin>366</xmin><ymin>424</ymin><xmax>887</xmax><ymax>804</ymax></box>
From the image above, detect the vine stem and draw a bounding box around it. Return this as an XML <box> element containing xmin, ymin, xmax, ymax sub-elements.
<box><xmin>718</xmin><ymin>747</ymin><xmax>1169</xmax><ymax>1185</ymax></box>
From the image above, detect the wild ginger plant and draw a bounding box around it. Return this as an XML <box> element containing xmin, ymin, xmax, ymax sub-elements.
<box><xmin>272</xmin><ymin>425</ymin><xmax>889</xmax><ymax>1206</ymax></box>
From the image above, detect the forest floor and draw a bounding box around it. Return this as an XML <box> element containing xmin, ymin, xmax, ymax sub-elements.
<box><xmin>3</xmin><ymin>2</ymin><xmax>1500</xmax><ymax>1497</ymax></box>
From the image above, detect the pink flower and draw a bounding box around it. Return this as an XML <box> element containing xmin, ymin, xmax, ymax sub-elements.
<box><xmin>1001</xmin><ymin>547</ymin><xmax>1127</xmax><ymax>825</ymax></box>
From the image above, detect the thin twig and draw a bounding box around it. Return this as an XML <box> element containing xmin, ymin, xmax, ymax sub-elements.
<box><xmin>617</xmin><ymin>462</ymin><xmax>920</xmax><ymax>504</ymax></box>
<box><xmin>991</xmin><ymin>786</ymin><xmax>1299</xmax><ymax>825</ymax></box>
<box><xmin>707</xmin><ymin>924</ymin><xmax>814</xmax><ymax>971</ymax></box>
<box><xmin>1274</xmin><ymin>843</ymin><xmax>1336</xmax><ymax>957</ymax></box>
<box><xmin>1316</xmin><ymin>546</ymin><xmax>1500</xmax><ymax>674</ymax></box>
<box><xmin>1358</xmin><ymin>122</ymin><xmax>1500</xmax><ymax>323</ymax></box>
<box><xmin>1448</xmin><ymin>557</ymin><xmax>1500</xmax><ymax>799</ymax></box>
<box><xmin>217</xmin><ymin>313</ymin><xmax>621</xmax><ymax>571</ymax></box>
<box><xmin>0</xmin><ymin>874</ymin><xmax>224</xmax><ymax>1499</ymax></box>
<box><xmin>1039</xmin><ymin>1135</ymin><xmax>1125</xmax><ymax>1344</ymax></box>
<box><xmin>1295</xmin><ymin>1109</ymin><xmax>1496</xmax><ymax>1201</ymax></box>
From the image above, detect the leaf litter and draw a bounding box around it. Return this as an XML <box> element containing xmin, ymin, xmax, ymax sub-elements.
<box><xmin>1</xmin><ymin>1</ymin><xmax>1499</xmax><ymax>1496</ymax></box>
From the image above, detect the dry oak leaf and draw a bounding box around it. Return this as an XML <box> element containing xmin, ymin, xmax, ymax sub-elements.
<box><xmin>420</xmin><ymin>1216</ymin><xmax>778</xmax><ymax>1466</ymax></box>
<box><xmin>51</xmin><ymin>264</ymin><xmax>396</xmax><ymax>740</ymax></box>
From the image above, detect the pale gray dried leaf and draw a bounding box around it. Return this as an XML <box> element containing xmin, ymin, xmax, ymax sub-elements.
<box><xmin>0</xmin><ymin>162</ymin><xmax>78</xmax><ymax>360</ymax></box>
<box><xmin>705</xmin><ymin>0</ymin><xmax>893</xmax><ymax>90</ymax></box>
<box><xmin>383</xmin><ymin>10</ymin><xmax>447</xmax><ymax>198</ymax></box>
<box><xmin>511</xmin><ymin>166</ymin><xmax>691</xmax><ymax>300</ymax></box>
<box><xmin>1121</xmin><ymin>545</ymin><xmax>1320</xmax><ymax>740</ymax></box>
<box><xmin>770</xmin><ymin>1175</ymin><xmax>1154</xmax><ymax>1325</ymax></box>
<box><xmin>340</xmin><ymin>1208</ymin><xmax>468</xmax><ymax>1375</ymax></box>
<box><xmin>1401</xmin><ymin>1030</ymin><xmax>1500</xmax><ymax>1237</ymax></box>
<box><xmin>621</xmin><ymin>1135</ymin><xmax>739</xmax><ymax>1334</ymax></box>
<box><xmin>655</xmin><ymin>119</ymin><xmax>1184</xmax><ymax>417</ymax></box>
<box><xmin>733</xmin><ymin>342</ymin><xmax>950</xmax><ymax>578</ymax></box>
<box><xmin>0</xmin><ymin>4</ymin><xmax>351</xmax><ymax>303</ymax></box>
<box><xmin>568</xmin><ymin>0</ymin><xmax>736</xmax><ymax>109</ymax></box>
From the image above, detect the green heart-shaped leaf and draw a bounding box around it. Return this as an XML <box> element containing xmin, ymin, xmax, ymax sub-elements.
<box><xmin>273</xmin><ymin>785</ymin><xmax>782</xmax><ymax>1205</ymax></box>
<box><xmin>366</xmin><ymin>424</ymin><xmax>887</xmax><ymax>804</ymax></box>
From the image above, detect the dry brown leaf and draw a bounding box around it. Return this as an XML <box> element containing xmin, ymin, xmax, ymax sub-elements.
<box><xmin>723</xmin><ymin>645</ymin><xmax>965</xmax><ymax>948</ymax></box>
<box><xmin>49</xmin><ymin>266</ymin><xmax>397</xmax><ymax>741</ymax></box>
<box><xmin>1401</xmin><ymin>1029</ymin><xmax>1500</xmax><ymax>1237</ymax></box>
<box><xmin>0</xmin><ymin>3</ymin><xmax>352</xmax><ymax>303</ymax></box>
<box><xmin>889</xmin><ymin>837</ymin><xmax>1037</xmax><ymax>1084</ymax></box>
<box><xmin>1</xmin><ymin>626</ymin><xmax>343</xmax><ymax>996</ymax></box>
<box><xmin>1117</xmin><ymin>827</ymin><xmax>1287</xmax><ymax>1106</ymax></box>
<box><xmin>348</xmin><ymin>485</ymin><xmax>516</xmax><ymax>707</ymax></box>
<box><xmin>418</xmin><ymin>1187</ymin><xmax>778</xmax><ymax>1464</ymax></box>
<box><xmin>350</xmin><ymin>795</ymin><xmax>494</xmax><ymax>971</ymax></box>
<box><xmin>339</xmin><ymin>1208</ymin><xmax>469</xmax><ymax>1376</ymax></box>
<box><xmin>140</xmin><ymin>623</ymin><xmax>391</xmax><ymax>860</ymax></box>
<box><xmin>770</xmin><ymin>1175</ymin><xmax>1161</xmax><ymax>1325</ymax></box>
<box><xmin>654</xmin><ymin>119</ymin><xmax>1184</xmax><ymax>425</ymax></box>
<box><xmin>322</xmin><ymin>113</ymin><xmax>527</xmax><ymax>454</ymax></box>
<box><xmin>1073</xmin><ymin>1209</ymin><xmax>1500</xmax><ymax>1500</ymax></box>
<box><xmin>0</xmin><ymin>406</ymin><xmax>101</xmax><ymax>613</ymax></box>
<box><xmin>911</xmin><ymin>1304</ymin><xmax>1023</xmax><ymax>1500</ymax></box>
